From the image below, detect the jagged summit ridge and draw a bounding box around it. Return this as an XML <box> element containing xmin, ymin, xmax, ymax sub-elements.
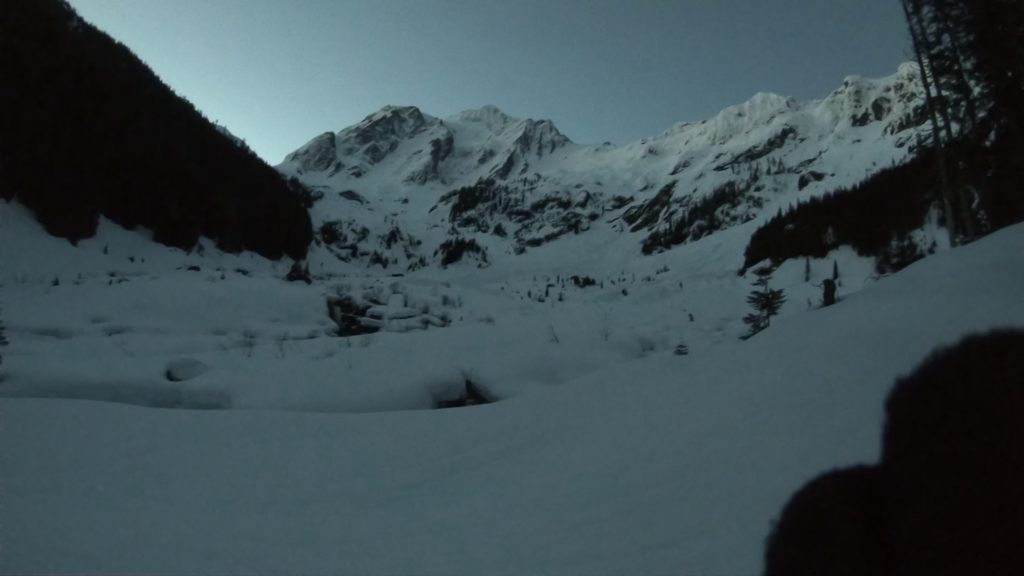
<box><xmin>278</xmin><ymin>64</ymin><xmax>930</xmax><ymax>271</ymax></box>
<box><xmin>350</xmin><ymin>105</ymin><xmax>430</xmax><ymax>143</ymax></box>
<box><xmin>447</xmin><ymin>104</ymin><xmax>517</xmax><ymax>129</ymax></box>
<box><xmin>281</xmin><ymin>102</ymin><xmax>573</xmax><ymax>184</ymax></box>
<box><xmin>284</xmin><ymin>132</ymin><xmax>337</xmax><ymax>173</ymax></box>
<box><xmin>696</xmin><ymin>92</ymin><xmax>799</xmax><ymax>146</ymax></box>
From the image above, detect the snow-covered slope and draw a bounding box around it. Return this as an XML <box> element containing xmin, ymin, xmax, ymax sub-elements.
<box><xmin>2</xmin><ymin>190</ymin><xmax>1022</xmax><ymax>574</ymax></box>
<box><xmin>4</xmin><ymin>60</ymin><xmax>1012</xmax><ymax>576</ymax></box>
<box><xmin>279</xmin><ymin>63</ymin><xmax>928</xmax><ymax>270</ymax></box>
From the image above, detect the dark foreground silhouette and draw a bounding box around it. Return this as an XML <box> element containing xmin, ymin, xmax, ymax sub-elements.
<box><xmin>765</xmin><ymin>329</ymin><xmax>1024</xmax><ymax>576</ymax></box>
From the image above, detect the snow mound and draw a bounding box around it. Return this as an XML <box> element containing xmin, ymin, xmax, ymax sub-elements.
<box><xmin>164</xmin><ymin>358</ymin><xmax>211</xmax><ymax>382</ymax></box>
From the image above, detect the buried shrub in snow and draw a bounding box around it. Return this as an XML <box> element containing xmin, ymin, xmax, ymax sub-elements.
<box><xmin>434</xmin><ymin>378</ymin><xmax>494</xmax><ymax>409</ymax></box>
<box><xmin>570</xmin><ymin>275</ymin><xmax>597</xmax><ymax>288</ymax></box>
<box><xmin>326</xmin><ymin>283</ymin><xmax>455</xmax><ymax>337</ymax></box>
<box><xmin>164</xmin><ymin>358</ymin><xmax>211</xmax><ymax>382</ymax></box>
<box><xmin>286</xmin><ymin>260</ymin><xmax>312</xmax><ymax>284</ymax></box>
<box><xmin>674</xmin><ymin>341</ymin><xmax>689</xmax><ymax>356</ymax></box>
<box><xmin>325</xmin><ymin>296</ymin><xmax>380</xmax><ymax>337</ymax></box>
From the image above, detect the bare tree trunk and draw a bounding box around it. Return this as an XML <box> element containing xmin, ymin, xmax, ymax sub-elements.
<box><xmin>902</xmin><ymin>0</ymin><xmax>959</xmax><ymax>245</ymax></box>
<box><xmin>933</xmin><ymin>2</ymin><xmax>980</xmax><ymax>132</ymax></box>
<box><xmin>920</xmin><ymin>1</ymin><xmax>978</xmax><ymax>240</ymax></box>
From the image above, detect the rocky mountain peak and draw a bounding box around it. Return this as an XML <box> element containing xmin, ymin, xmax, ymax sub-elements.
<box><xmin>697</xmin><ymin>91</ymin><xmax>799</xmax><ymax>146</ymax></box>
<box><xmin>350</xmin><ymin>105</ymin><xmax>431</xmax><ymax>145</ymax></box>
<box><xmin>449</xmin><ymin>105</ymin><xmax>517</xmax><ymax>130</ymax></box>
<box><xmin>511</xmin><ymin>118</ymin><xmax>571</xmax><ymax>155</ymax></box>
<box><xmin>278</xmin><ymin>63</ymin><xmax>931</xmax><ymax>271</ymax></box>
<box><xmin>819</xmin><ymin>64</ymin><xmax>925</xmax><ymax>132</ymax></box>
<box><xmin>283</xmin><ymin>131</ymin><xmax>337</xmax><ymax>172</ymax></box>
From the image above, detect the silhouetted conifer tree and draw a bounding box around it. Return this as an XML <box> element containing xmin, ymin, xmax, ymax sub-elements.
<box><xmin>901</xmin><ymin>0</ymin><xmax>1024</xmax><ymax>238</ymax></box>
<box><xmin>742</xmin><ymin>266</ymin><xmax>785</xmax><ymax>338</ymax></box>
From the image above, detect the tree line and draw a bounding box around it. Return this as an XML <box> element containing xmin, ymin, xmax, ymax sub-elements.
<box><xmin>900</xmin><ymin>0</ymin><xmax>1024</xmax><ymax>241</ymax></box>
<box><xmin>742</xmin><ymin>153</ymin><xmax>935</xmax><ymax>273</ymax></box>
<box><xmin>743</xmin><ymin>1</ymin><xmax>1023</xmax><ymax>274</ymax></box>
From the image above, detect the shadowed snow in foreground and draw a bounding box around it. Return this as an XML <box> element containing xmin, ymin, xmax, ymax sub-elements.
<box><xmin>0</xmin><ymin>381</ymin><xmax>231</xmax><ymax>410</ymax></box>
<box><xmin>2</xmin><ymin>200</ymin><xmax>1023</xmax><ymax>575</ymax></box>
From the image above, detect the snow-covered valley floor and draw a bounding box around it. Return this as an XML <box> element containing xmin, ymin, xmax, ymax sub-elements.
<box><xmin>2</xmin><ymin>200</ymin><xmax>1023</xmax><ymax>575</ymax></box>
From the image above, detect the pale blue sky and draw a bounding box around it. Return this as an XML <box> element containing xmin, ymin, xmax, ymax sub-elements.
<box><xmin>68</xmin><ymin>0</ymin><xmax>911</xmax><ymax>164</ymax></box>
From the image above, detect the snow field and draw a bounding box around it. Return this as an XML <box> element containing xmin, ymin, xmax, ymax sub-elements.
<box><xmin>2</xmin><ymin>192</ymin><xmax>1024</xmax><ymax>574</ymax></box>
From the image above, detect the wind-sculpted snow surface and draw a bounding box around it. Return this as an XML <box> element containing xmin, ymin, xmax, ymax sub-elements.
<box><xmin>2</xmin><ymin>179</ymin><xmax>1023</xmax><ymax>574</ymax></box>
<box><xmin>280</xmin><ymin>64</ymin><xmax>929</xmax><ymax>270</ymax></box>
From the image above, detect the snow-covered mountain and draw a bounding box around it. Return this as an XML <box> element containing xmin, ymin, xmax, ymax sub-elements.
<box><xmin>5</xmin><ymin>55</ymin><xmax>1024</xmax><ymax>576</ymax></box>
<box><xmin>279</xmin><ymin>63</ymin><xmax>928</xmax><ymax>271</ymax></box>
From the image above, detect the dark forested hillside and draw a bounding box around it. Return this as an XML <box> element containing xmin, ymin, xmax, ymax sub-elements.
<box><xmin>0</xmin><ymin>0</ymin><xmax>312</xmax><ymax>260</ymax></box>
<box><xmin>900</xmin><ymin>0</ymin><xmax>1024</xmax><ymax>241</ymax></box>
<box><xmin>742</xmin><ymin>152</ymin><xmax>937</xmax><ymax>273</ymax></box>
